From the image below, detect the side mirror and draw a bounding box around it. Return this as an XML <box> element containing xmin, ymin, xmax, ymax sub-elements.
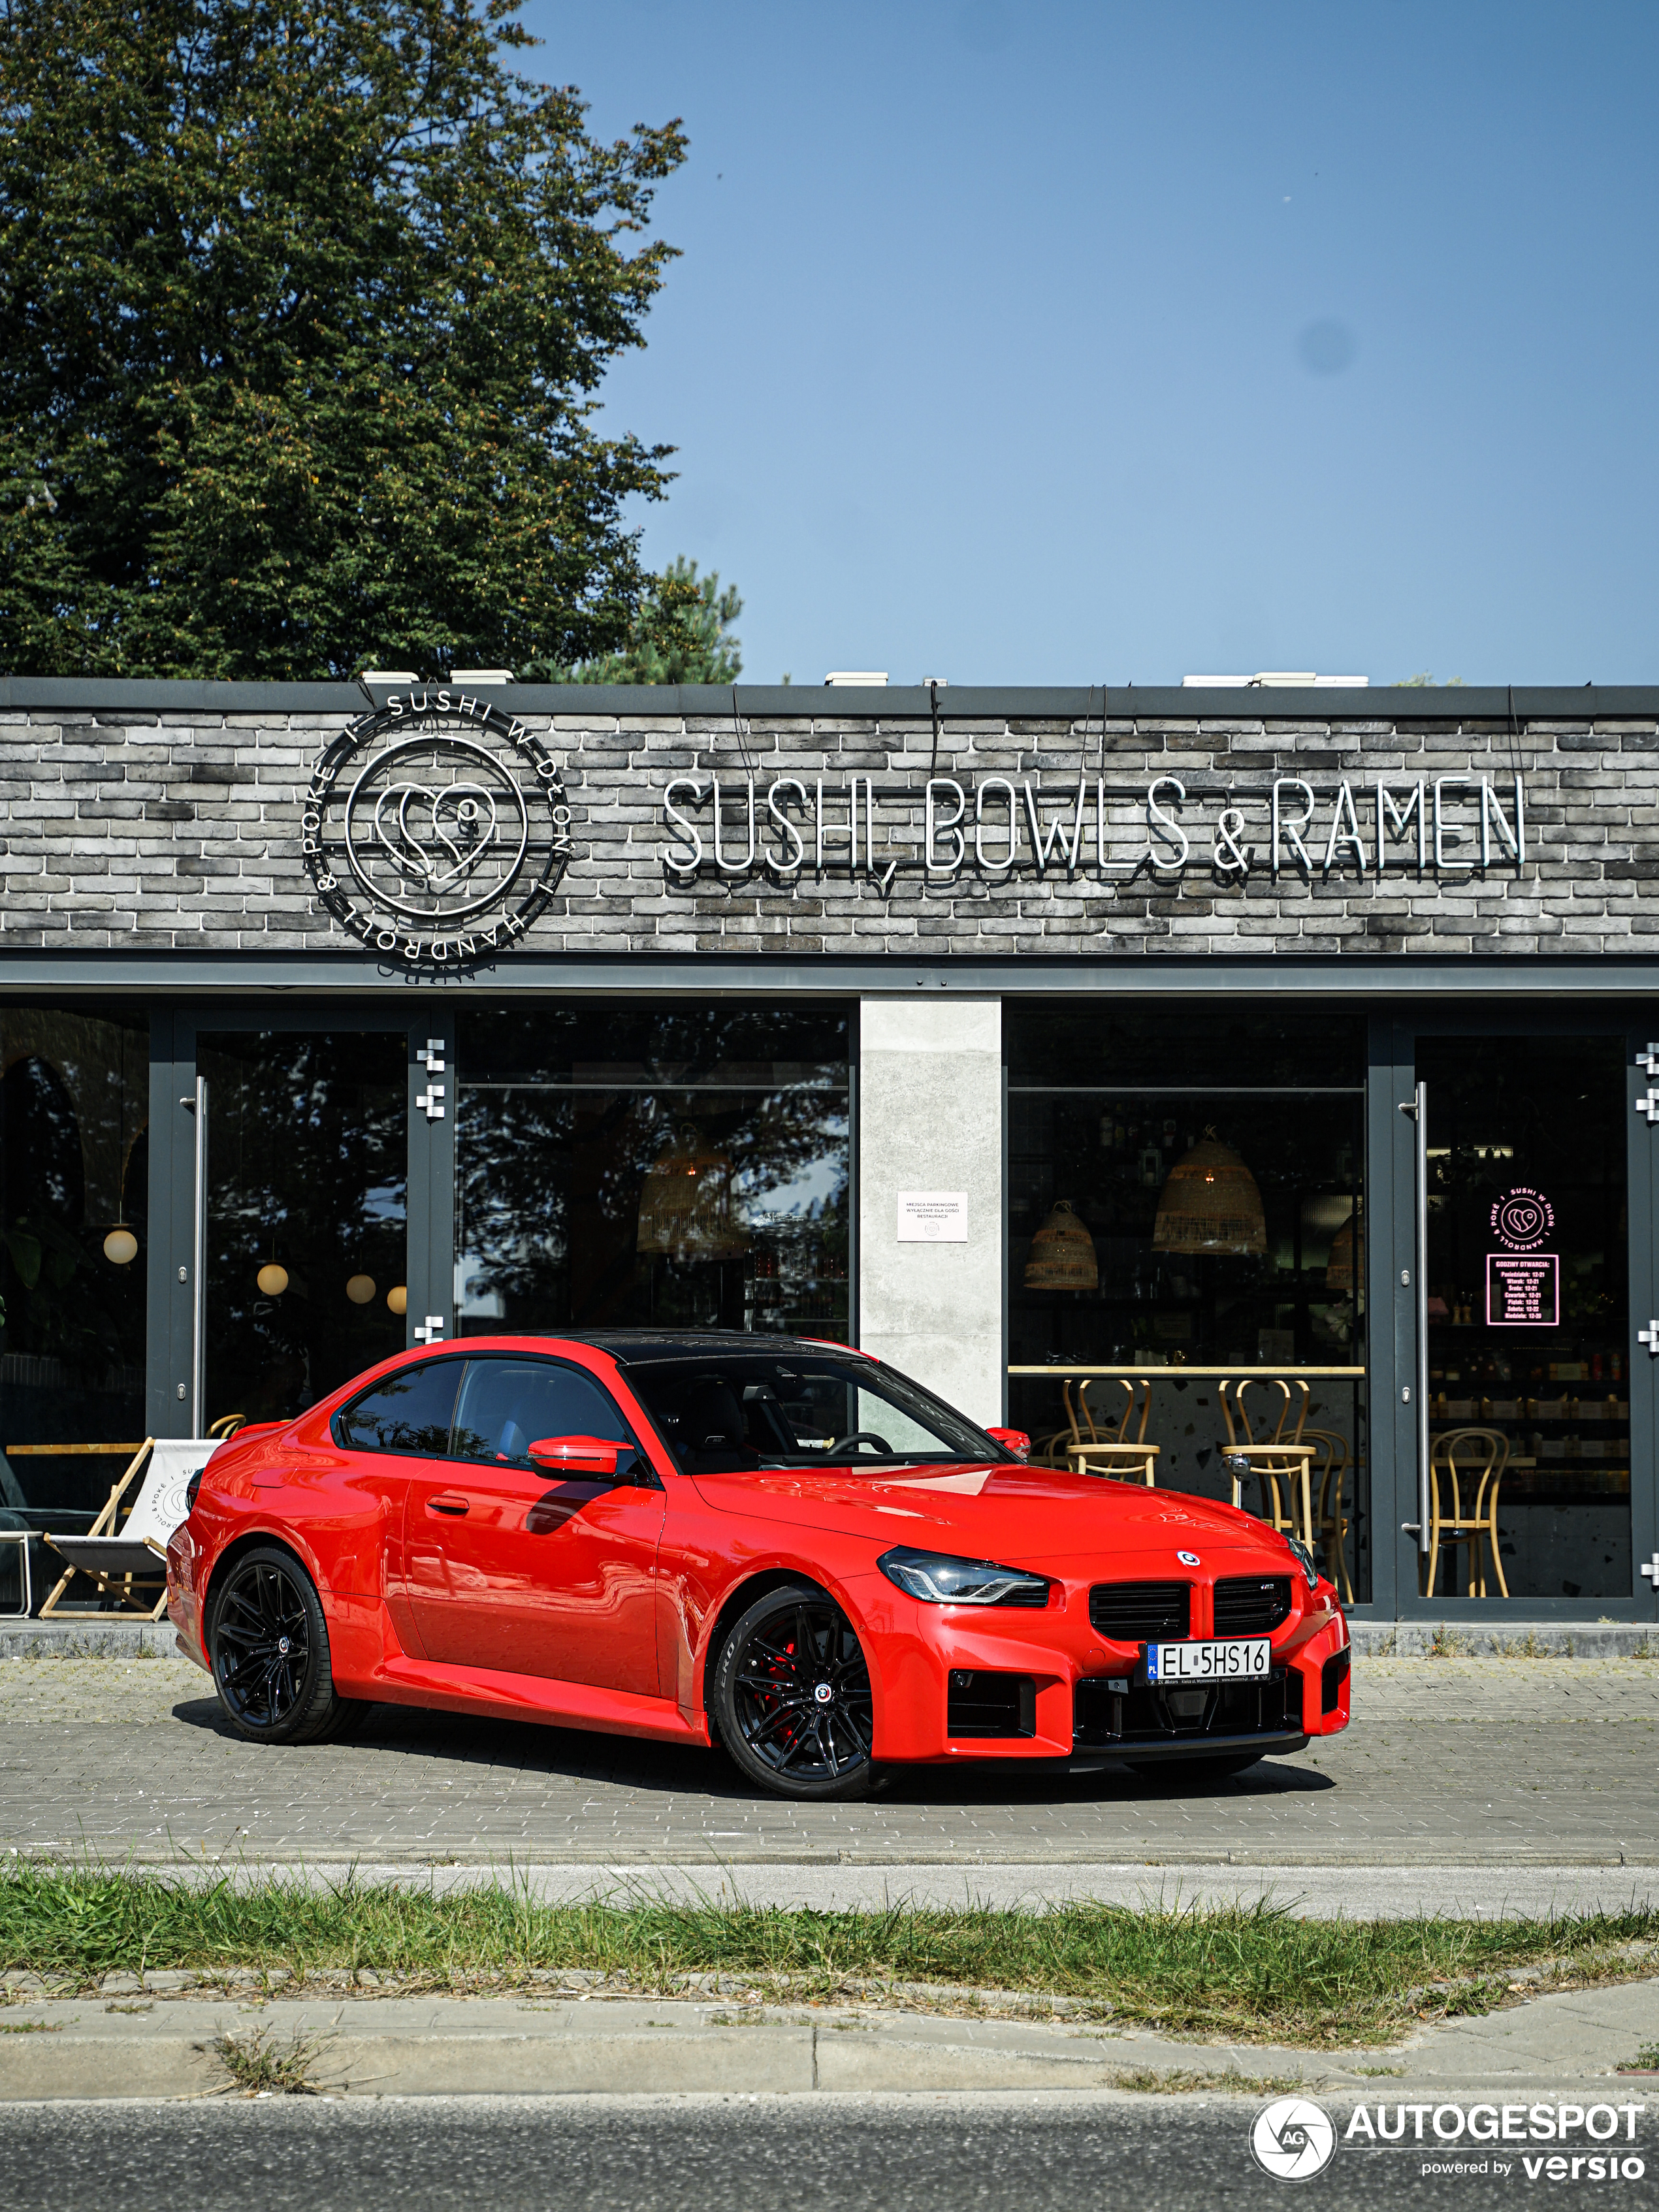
<box><xmin>528</xmin><ymin>1435</ymin><xmax>622</xmax><ymax>1478</ymax></box>
<box><xmin>986</xmin><ymin>1426</ymin><xmax>1031</xmax><ymax>1462</ymax></box>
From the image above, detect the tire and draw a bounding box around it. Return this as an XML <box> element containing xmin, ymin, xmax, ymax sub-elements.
<box><xmin>207</xmin><ymin>1544</ymin><xmax>363</xmax><ymax>1746</ymax></box>
<box><xmin>713</xmin><ymin>1582</ymin><xmax>876</xmax><ymax>1801</ymax></box>
<box><xmin>1128</xmin><ymin>1752</ymin><xmax>1263</xmax><ymax>1782</ymax></box>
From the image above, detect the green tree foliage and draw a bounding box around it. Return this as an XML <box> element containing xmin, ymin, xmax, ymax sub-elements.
<box><xmin>0</xmin><ymin>0</ymin><xmax>688</xmax><ymax>678</ymax></box>
<box><xmin>525</xmin><ymin>556</ymin><xmax>741</xmax><ymax>684</ymax></box>
<box><xmin>1396</xmin><ymin>673</ymin><xmax>1466</xmax><ymax>686</ymax></box>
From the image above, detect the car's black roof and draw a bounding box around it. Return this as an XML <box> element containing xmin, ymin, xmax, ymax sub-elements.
<box><xmin>555</xmin><ymin>1330</ymin><xmax>862</xmax><ymax>1366</ymax></box>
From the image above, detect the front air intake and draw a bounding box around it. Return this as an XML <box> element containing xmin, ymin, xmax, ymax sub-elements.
<box><xmin>946</xmin><ymin>1671</ymin><xmax>1037</xmax><ymax>1739</ymax></box>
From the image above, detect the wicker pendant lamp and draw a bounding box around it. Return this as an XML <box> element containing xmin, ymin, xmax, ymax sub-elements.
<box><xmin>1023</xmin><ymin>1199</ymin><xmax>1099</xmax><ymax>1290</ymax></box>
<box><xmin>636</xmin><ymin>1129</ymin><xmax>749</xmax><ymax>1260</ymax></box>
<box><xmin>1151</xmin><ymin>1130</ymin><xmax>1266</xmax><ymax>1257</ymax></box>
<box><xmin>1325</xmin><ymin>1208</ymin><xmax>1359</xmax><ymax>1293</ymax></box>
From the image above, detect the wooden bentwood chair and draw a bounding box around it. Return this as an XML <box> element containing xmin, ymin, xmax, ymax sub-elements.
<box><xmin>1217</xmin><ymin>1377</ymin><xmax>1317</xmax><ymax>1547</ymax></box>
<box><xmin>1061</xmin><ymin>1379</ymin><xmax>1160</xmax><ymax>1486</ymax></box>
<box><xmin>1304</xmin><ymin>1426</ymin><xmax>1356</xmax><ymax>1604</ymax></box>
<box><xmin>1425</xmin><ymin>1426</ymin><xmax>1510</xmax><ymax>1599</ymax></box>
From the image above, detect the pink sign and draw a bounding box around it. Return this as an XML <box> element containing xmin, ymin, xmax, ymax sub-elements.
<box><xmin>1486</xmin><ymin>1251</ymin><xmax>1559</xmax><ymax>1326</ymax></box>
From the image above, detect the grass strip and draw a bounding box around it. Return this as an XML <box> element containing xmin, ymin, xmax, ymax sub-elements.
<box><xmin>1</xmin><ymin>1868</ymin><xmax>1654</xmax><ymax>2047</ymax></box>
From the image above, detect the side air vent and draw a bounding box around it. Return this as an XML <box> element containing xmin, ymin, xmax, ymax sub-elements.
<box><xmin>1088</xmin><ymin>1579</ymin><xmax>1191</xmax><ymax>1642</ymax></box>
<box><xmin>1214</xmin><ymin>1575</ymin><xmax>1293</xmax><ymax>1635</ymax></box>
<box><xmin>946</xmin><ymin>1670</ymin><xmax>1037</xmax><ymax>1739</ymax></box>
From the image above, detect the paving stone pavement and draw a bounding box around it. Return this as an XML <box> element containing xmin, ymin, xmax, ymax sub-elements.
<box><xmin>1</xmin><ymin>1656</ymin><xmax>1656</xmax><ymax>1869</ymax></box>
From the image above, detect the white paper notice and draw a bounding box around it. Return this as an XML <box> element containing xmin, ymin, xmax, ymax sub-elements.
<box><xmin>897</xmin><ymin>1191</ymin><xmax>968</xmax><ymax>1243</ymax></box>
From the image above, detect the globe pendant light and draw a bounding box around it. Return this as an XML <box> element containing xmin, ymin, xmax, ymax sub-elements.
<box><xmin>1152</xmin><ymin>1130</ymin><xmax>1267</xmax><ymax>1257</ymax></box>
<box><xmin>101</xmin><ymin>1032</ymin><xmax>139</xmax><ymax>1264</ymax></box>
<box><xmin>346</xmin><ymin>1274</ymin><xmax>376</xmax><ymax>1305</ymax></box>
<box><xmin>1023</xmin><ymin>1200</ymin><xmax>1099</xmax><ymax>1290</ymax></box>
<box><xmin>636</xmin><ymin>1129</ymin><xmax>749</xmax><ymax>1260</ymax></box>
<box><xmin>256</xmin><ymin>1262</ymin><xmax>289</xmax><ymax>1296</ymax></box>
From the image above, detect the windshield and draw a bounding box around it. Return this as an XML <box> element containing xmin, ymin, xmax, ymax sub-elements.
<box><xmin>622</xmin><ymin>1351</ymin><xmax>1008</xmax><ymax>1476</ymax></box>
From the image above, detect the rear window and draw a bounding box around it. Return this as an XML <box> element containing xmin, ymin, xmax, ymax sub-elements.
<box><xmin>334</xmin><ymin>1359</ymin><xmax>462</xmax><ymax>1456</ymax></box>
<box><xmin>624</xmin><ymin>1351</ymin><xmax>1005</xmax><ymax>1477</ymax></box>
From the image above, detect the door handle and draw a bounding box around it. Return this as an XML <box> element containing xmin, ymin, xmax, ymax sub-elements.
<box><xmin>427</xmin><ymin>1493</ymin><xmax>470</xmax><ymax>1517</ymax></box>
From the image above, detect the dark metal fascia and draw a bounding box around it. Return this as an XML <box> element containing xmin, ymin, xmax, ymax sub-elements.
<box><xmin>2</xmin><ymin>677</ymin><xmax>1656</xmax><ymax>721</ymax></box>
<box><xmin>3</xmin><ymin>949</ymin><xmax>1659</xmax><ymax>999</ymax></box>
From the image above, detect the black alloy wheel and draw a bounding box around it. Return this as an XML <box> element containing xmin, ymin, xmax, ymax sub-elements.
<box><xmin>208</xmin><ymin>1545</ymin><xmax>363</xmax><ymax>1745</ymax></box>
<box><xmin>714</xmin><ymin>1583</ymin><xmax>876</xmax><ymax>1800</ymax></box>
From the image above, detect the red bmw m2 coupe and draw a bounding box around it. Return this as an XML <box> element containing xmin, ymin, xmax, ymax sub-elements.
<box><xmin>167</xmin><ymin>1332</ymin><xmax>1351</xmax><ymax>1799</ymax></box>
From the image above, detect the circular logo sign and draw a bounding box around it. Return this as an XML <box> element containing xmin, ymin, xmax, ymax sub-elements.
<box><xmin>1177</xmin><ymin>1549</ymin><xmax>1202</xmax><ymax>1567</ymax></box>
<box><xmin>1250</xmin><ymin>2096</ymin><xmax>1336</xmax><ymax>2183</ymax></box>
<box><xmin>814</xmin><ymin>1682</ymin><xmax>835</xmax><ymax>1705</ymax></box>
<box><xmin>1490</xmin><ymin>1185</ymin><xmax>1554</xmax><ymax>1252</ymax></box>
<box><xmin>302</xmin><ymin>691</ymin><xmax>571</xmax><ymax>965</ymax></box>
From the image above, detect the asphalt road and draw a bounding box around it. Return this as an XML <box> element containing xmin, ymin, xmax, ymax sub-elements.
<box><xmin>1</xmin><ymin>1656</ymin><xmax>1656</xmax><ymax>1870</ymax></box>
<box><xmin>0</xmin><ymin>2096</ymin><xmax>1595</xmax><ymax>2212</ymax></box>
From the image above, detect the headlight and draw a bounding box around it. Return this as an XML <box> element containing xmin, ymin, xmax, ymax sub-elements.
<box><xmin>877</xmin><ymin>1546</ymin><xmax>1051</xmax><ymax>1607</ymax></box>
<box><xmin>1285</xmin><ymin>1534</ymin><xmax>1319</xmax><ymax>1592</ymax></box>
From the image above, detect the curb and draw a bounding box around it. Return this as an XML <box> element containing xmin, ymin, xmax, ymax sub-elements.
<box><xmin>2</xmin><ymin>1980</ymin><xmax>1656</xmax><ymax>2104</ymax></box>
<box><xmin>1349</xmin><ymin>1624</ymin><xmax>1655</xmax><ymax>1658</ymax></box>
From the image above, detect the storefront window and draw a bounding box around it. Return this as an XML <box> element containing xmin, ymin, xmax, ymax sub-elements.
<box><xmin>1419</xmin><ymin>1034</ymin><xmax>1630</xmax><ymax>1601</ymax></box>
<box><xmin>197</xmin><ymin>1033</ymin><xmax>408</xmax><ymax>1430</ymax></box>
<box><xmin>1007</xmin><ymin>1003</ymin><xmax>1369</xmax><ymax>1599</ymax></box>
<box><xmin>0</xmin><ymin>1004</ymin><xmax>149</xmax><ymax>1530</ymax></box>
<box><xmin>456</xmin><ymin>1006</ymin><xmax>851</xmax><ymax>1339</ymax></box>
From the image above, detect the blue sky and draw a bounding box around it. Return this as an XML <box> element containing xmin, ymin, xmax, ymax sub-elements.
<box><xmin>522</xmin><ymin>1</ymin><xmax>1659</xmax><ymax>686</ymax></box>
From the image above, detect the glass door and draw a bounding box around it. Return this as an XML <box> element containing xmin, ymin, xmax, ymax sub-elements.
<box><xmin>1402</xmin><ymin>1029</ymin><xmax>1637</xmax><ymax>1610</ymax></box>
<box><xmin>155</xmin><ymin>1013</ymin><xmax>450</xmax><ymax>1439</ymax></box>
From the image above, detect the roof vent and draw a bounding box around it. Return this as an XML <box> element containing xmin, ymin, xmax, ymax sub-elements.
<box><xmin>362</xmin><ymin>670</ymin><xmax>419</xmax><ymax>684</ymax></box>
<box><xmin>824</xmin><ymin>671</ymin><xmax>888</xmax><ymax>686</ymax></box>
<box><xmin>448</xmin><ymin>669</ymin><xmax>513</xmax><ymax>684</ymax></box>
<box><xmin>1182</xmin><ymin>672</ymin><xmax>1368</xmax><ymax>688</ymax></box>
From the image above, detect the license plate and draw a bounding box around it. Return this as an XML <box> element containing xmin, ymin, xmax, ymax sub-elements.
<box><xmin>1146</xmin><ymin>1637</ymin><xmax>1271</xmax><ymax>1684</ymax></box>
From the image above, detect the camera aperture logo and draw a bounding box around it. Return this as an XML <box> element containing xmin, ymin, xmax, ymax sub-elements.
<box><xmin>1251</xmin><ymin>2096</ymin><xmax>1336</xmax><ymax>2182</ymax></box>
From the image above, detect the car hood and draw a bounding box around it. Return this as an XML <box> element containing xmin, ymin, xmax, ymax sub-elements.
<box><xmin>689</xmin><ymin>1460</ymin><xmax>1285</xmax><ymax>1568</ymax></box>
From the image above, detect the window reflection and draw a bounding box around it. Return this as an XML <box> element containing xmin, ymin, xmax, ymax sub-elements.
<box><xmin>1005</xmin><ymin>1002</ymin><xmax>1369</xmax><ymax>1601</ymax></box>
<box><xmin>198</xmin><ymin>1033</ymin><xmax>407</xmax><ymax>1430</ymax></box>
<box><xmin>0</xmin><ymin>1004</ymin><xmax>148</xmax><ymax>1528</ymax></box>
<box><xmin>455</xmin><ymin>1008</ymin><xmax>852</xmax><ymax>1339</ymax></box>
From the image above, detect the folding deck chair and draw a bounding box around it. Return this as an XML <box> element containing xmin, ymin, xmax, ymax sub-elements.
<box><xmin>40</xmin><ymin>1439</ymin><xmax>215</xmax><ymax>1620</ymax></box>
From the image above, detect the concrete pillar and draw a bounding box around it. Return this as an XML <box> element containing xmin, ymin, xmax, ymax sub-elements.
<box><xmin>856</xmin><ymin>996</ymin><xmax>1003</xmax><ymax>1428</ymax></box>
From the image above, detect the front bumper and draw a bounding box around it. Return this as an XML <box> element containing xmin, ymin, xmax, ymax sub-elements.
<box><xmin>852</xmin><ymin>1569</ymin><xmax>1351</xmax><ymax>1763</ymax></box>
<box><xmin>1087</xmin><ymin>1727</ymin><xmax>1310</xmax><ymax>1764</ymax></box>
<box><xmin>1073</xmin><ymin>1665</ymin><xmax>1306</xmax><ymax>1757</ymax></box>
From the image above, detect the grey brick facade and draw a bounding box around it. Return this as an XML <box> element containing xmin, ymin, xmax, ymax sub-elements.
<box><xmin>1</xmin><ymin>685</ymin><xmax>1655</xmax><ymax>967</ymax></box>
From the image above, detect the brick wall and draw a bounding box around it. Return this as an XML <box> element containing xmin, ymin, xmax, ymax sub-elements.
<box><xmin>2</xmin><ymin>704</ymin><xmax>1654</xmax><ymax>959</ymax></box>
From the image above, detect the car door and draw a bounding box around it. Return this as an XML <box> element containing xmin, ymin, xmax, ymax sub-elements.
<box><xmin>402</xmin><ymin>1354</ymin><xmax>666</xmax><ymax>1695</ymax></box>
<box><xmin>330</xmin><ymin>1355</ymin><xmax>466</xmax><ymax>1648</ymax></box>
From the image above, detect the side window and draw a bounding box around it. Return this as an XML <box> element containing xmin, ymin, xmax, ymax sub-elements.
<box><xmin>449</xmin><ymin>1358</ymin><xmax>643</xmax><ymax>1478</ymax></box>
<box><xmin>335</xmin><ymin>1359</ymin><xmax>462</xmax><ymax>1456</ymax></box>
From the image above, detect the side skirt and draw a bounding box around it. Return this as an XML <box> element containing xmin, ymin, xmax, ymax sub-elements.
<box><xmin>364</xmin><ymin>1656</ymin><xmax>715</xmax><ymax>1747</ymax></box>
